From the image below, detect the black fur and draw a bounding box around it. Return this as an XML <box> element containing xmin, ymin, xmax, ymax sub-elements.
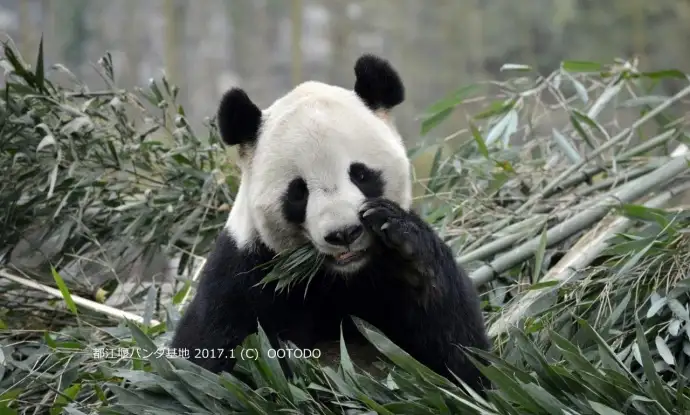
<box><xmin>171</xmin><ymin>197</ymin><xmax>491</xmax><ymax>394</ymax></box>
<box><xmin>217</xmin><ymin>88</ymin><xmax>262</xmax><ymax>146</ymax></box>
<box><xmin>282</xmin><ymin>177</ymin><xmax>309</xmax><ymax>225</ymax></box>
<box><xmin>354</xmin><ymin>55</ymin><xmax>405</xmax><ymax>111</ymax></box>
<box><xmin>349</xmin><ymin>162</ymin><xmax>384</xmax><ymax>198</ymax></box>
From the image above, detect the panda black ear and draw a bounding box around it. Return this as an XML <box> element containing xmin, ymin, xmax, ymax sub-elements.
<box><xmin>216</xmin><ymin>88</ymin><xmax>262</xmax><ymax>146</ymax></box>
<box><xmin>353</xmin><ymin>54</ymin><xmax>405</xmax><ymax>112</ymax></box>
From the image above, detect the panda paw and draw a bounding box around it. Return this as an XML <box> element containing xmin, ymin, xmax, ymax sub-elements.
<box><xmin>359</xmin><ymin>198</ymin><xmax>440</xmax><ymax>294</ymax></box>
<box><xmin>358</xmin><ymin>198</ymin><xmax>425</xmax><ymax>261</ymax></box>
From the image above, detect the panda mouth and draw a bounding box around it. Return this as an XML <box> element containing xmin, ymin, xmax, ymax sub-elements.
<box><xmin>332</xmin><ymin>250</ymin><xmax>366</xmax><ymax>264</ymax></box>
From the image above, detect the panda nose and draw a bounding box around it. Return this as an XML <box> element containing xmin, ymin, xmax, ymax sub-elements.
<box><xmin>324</xmin><ymin>225</ymin><xmax>364</xmax><ymax>246</ymax></box>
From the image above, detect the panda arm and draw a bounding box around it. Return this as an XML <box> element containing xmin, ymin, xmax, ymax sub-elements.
<box><xmin>359</xmin><ymin>198</ymin><xmax>460</xmax><ymax>301</ymax></box>
<box><xmin>170</xmin><ymin>289</ymin><xmax>255</xmax><ymax>374</ymax></box>
<box><xmin>357</xmin><ymin>198</ymin><xmax>491</xmax><ymax>391</ymax></box>
<box><xmin>170</xmin><ymin>231</ymin><xmax>276</xmax><ymax>374</ymax></box>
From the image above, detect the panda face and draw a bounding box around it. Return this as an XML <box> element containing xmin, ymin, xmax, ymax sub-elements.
<box><xmin>248</xmin><ymin>85</ymin><xmax>410</xmax><ymax>273</ymax></box>
<box><xmin>218</xmin><ymin>55</ymin><xmax>409</xmax><ymax>274</ymax></box>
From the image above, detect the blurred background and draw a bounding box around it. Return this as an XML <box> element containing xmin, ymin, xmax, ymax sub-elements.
<box><xmin>2</xmin><ymin>0</ymin><xmax>689</xmax><ymax>145</ymax></box>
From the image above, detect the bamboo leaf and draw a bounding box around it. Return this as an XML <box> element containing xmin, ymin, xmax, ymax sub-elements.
<box><xmin>647</xmin><ymin>293</ymin><xmax>668</xmax><ymax>318</ymax></box>
<box><xmin>552</xmin><ymin>129</ymin><xmax>582</xmax><ymax>164</ymax></box>
<box><xmin>655</xmin><ymin>336</ymin><xmax>675</xmax><ymax>366</ymax></box>
<box><xmin>469</xmin><ymin>122</ymin><xmax>490</xmax><ymax>159</ymax></box>
<box><xmin>34</xmin><ymin>34</ymin><xmax>45</xmax><ymax>93</ymax></box>
<box><xmin>51</xmin><ymin>267</ymin><xmax>77</xmax><ymax>315</ymax></box>
<box><xmin>635</xmin><ymin>319</ymin><xmax>673</xmax><ymax>408</ymax></box>
<box><xmin>420</xmin><ymin>84</ymin><xmax>479</xmax><ymax>135</ymax></box>
<box><xmin>562</xmin><ymin>61</ymin><xmax>605</xmax><ymax>73</ymax></box>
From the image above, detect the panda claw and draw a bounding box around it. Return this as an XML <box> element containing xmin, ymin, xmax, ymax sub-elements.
<box><xmin>380</xmin><ymin>222</ymin><xmax>389</xmax><ymax>231</ymax></box>
<box><xmin>362</xmin><ymin>208</ymin><xmax>376</xmax><ymax>218</ymax></box>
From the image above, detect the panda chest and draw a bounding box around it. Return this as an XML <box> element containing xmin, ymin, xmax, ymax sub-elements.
<box><xmin>272</xmin><ymin>286</ymin><xmax>361</xmax><ymax>346</ymax></box>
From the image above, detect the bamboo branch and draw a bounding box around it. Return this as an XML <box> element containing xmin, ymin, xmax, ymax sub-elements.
<box><xmin>458</xmin><ymin>161</ymin><xmax>666</xmax><ymax>264</ymax></box>
<box><xmin>518</xmin><ymin>85</ymin><xmax>690</xmax><ymax>213</ymax></box>
<box><xmin>545</xmin><ymin>129</ymin><xmax>679</xmax><ymax>198</ymax></box>
<box><xmin>488</xmin><ymin>179</ymin><xmax>690</xmax><ymax>337</ymax></box>
<box><xmin>672</xmin><ymin>143</ymin><xmax>689</xmax><ymax>157</ymax></box>
<box><xmin>469</xmin><ymin>153</ymin><xmax>690</xmax><ymax>287</ymax></box>
<box><xmin>571</xmin><ymin>161</ymin><xmax>662</xmax><ymax>198</ymax></box>
<box><xmin>458</xmin><ymin>232</ymin><xmax>526</xmax><ymax>265</ymax></box>
<box><xmin>0</xmin><ymin>269</ymin><xmax>159</xmax><ymax>326</ymax></box>
<box><xmin>458</xmin><ymin>215</ymin><xmax>545</xmax><ymax>264</ymax></box>
<box><xmin>478</xmin><ymin>86</ymin><xmax>690</xmax><ymax>240</ymax></box>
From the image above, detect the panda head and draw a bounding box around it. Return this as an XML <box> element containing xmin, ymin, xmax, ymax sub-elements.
<box><xmin>218</xmin><ymin>54</ymin><xmax>411</xmax><ymax>274</ymax></box>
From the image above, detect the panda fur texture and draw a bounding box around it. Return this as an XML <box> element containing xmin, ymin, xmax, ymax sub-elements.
<box><xmin>170</xmin><ymin>54</ymin><xmax>491</xmax><ymax>393</ymax></box>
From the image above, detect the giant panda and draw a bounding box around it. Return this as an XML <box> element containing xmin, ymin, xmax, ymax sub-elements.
<box><xmin>170</xmin><ymin>54</ymin><xmax>491</xmax><ymax>393</ymax></box>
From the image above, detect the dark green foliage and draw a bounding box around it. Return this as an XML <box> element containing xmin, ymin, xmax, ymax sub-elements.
<box><xmin>1</xmin><ymin>40</ymin><xmax>235</xmax><ymax>288</ymax></box>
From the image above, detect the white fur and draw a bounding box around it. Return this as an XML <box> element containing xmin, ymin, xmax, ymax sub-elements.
<box><xmin>225</xmin><ymin>81</ymin><xmax>411</xmax><ymax>258</ymax></box>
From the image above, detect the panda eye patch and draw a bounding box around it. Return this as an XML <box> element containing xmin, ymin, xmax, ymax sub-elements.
<box><xmin>349</xmin><ymin>162</ymin><xmax>384</xmax><ymax>198</ymax></box>
<box><xmin>287</xmin><ymin>178</ymin><xmax>309</xmax><ymax>203</ymax></box>
<box><xmin>282</xmin><ymin>177</ymin><xmax>309</xmax><ymax>224</ymax></box>
<box><xmin>351</xmin><ymin>165</ymin><xmax>369</xmax><ymax>182</ymax></box>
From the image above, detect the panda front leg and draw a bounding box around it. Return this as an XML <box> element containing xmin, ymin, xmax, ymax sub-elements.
<box><xmin>171</xmin><ymin>298</ymin><xmax>253</xmax><ymax>375</ymax></box>
<box><xmin>171</xmin><ymin>275</ymin><xmax>297</xmax><ymax>379</ymax></box>
<box><xmin>358</xmin><ymin>197</ymin><xmax>447</xmax><ymax>303</ymax></box>
<box><xmin>358</xmin><ymin>197</ymin><xmax>490</xmax><ymax>392</ymax></box>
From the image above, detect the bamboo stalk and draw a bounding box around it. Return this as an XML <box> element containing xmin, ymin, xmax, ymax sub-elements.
<box><xmin>469</xmin><ymin>153</ymin><xmax>690</xmax><ymax>287</ymax></box>
<box><xmin>545</xmin><ymin>129</ymin><xmax>679</xmax><ymax>198</ymax></box>
<box><xmin>458</xmin><ymin>161</ymin><xmax>664</xmax><ymax>264</ymax></box>
<box><xmin>458</xmin><ymin>232</ymin><xmax>525</xmax><ymax>265</ymax></box>
<box><xmin>0</xmin><ymin>269</ymin><xmax>159</xmax><ymax>326</ymax></box>
<box><xmin>472</xmin><ymin>125</ymin><xmax>684</xmax><ymax>256</ymax></box>
<box><xmin>517</xmin><ymin>84</ymin><xmax>690</xmax><ymax>214</ymax></box>
<box><xmin>488</xmin><ymin>179</ymin><xmax>690</xmax><ymax>337</ymax></box>
<box><xmin>460</xmin><ymin>195</ymin><xmax>602</xmax><ymax>266</ymax></box>
<box><xmin>571</xmin><ymin>162</ymin><xmax>662</xmax><ymax>198</ymax></box>
<box><xmin>672</xmin><ymin>143</ymin><xmax>688</xmax><ymax>157</ymax></box>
